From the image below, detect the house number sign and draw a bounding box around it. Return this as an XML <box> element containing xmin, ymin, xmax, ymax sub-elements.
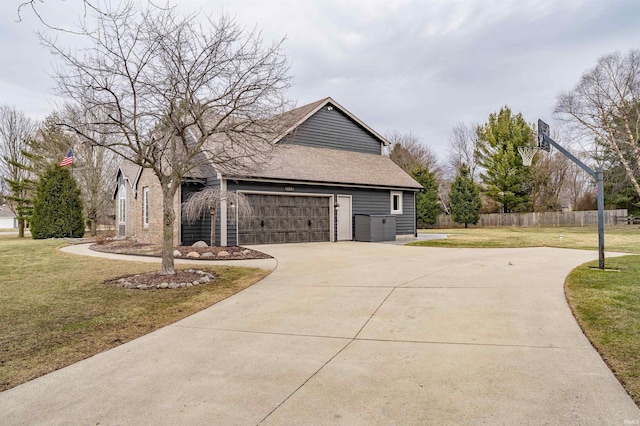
<box><xmin>284</xmin><ymin>186</ymin><xmax>295</xmax><ymax>192</ymax></box>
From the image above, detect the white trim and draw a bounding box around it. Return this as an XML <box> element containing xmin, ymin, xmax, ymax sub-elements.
<box><xmin>142</xmin><ymin>187</ymin><xmax>149</xmax><ymax>228</ymax></box>
<box><xmin>336</xmin><ymin>194</ymin><xmax>352</xmax><ymax>241</ymax></box>
<box><xmin>220</xmin><ymin>179</ymin><xmax>227</xmax><ymax>246</ymax></box>
<box><xmin>177</xmin><ymin>184</ymin><xmax>182</xmax><ymax>245</ymax></box>
<box><xmin>226</xmin><ymin>176</ymin><xmax>421</xmax><ymax>192</ymax></box>
<box><xmin>391</xmin><ymin>191</ymin><xmax>403</xmax><ymax>215</ymax></box>
<box><xmin>236</xmin><ymin>190</ymin><xmax>335</xmax><ymax>244</ymax></box>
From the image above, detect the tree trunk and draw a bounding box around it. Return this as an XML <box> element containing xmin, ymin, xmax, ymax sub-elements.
<box><xmin>161</xmin><ymin>183</ymin><xmax>177</xmax><ymax>275</ymax></box>
<box><xmin>18</xmin><ymin>218</ymin><xmax>24</xmax><ymax>238</ymax></box>
<box><xmin>464</xmin><ymin>223</ymin><xmax>468</xmax><ymax>229</ymax></box>
<box><xmin>90</xmin><ymin>220</ymin><xmax>97</xmax><ymax>236</ymax></box>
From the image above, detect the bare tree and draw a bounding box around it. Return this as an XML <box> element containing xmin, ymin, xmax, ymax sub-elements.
<box><xmin>555</xmin><ymin>49</ymin><xmax>640</xmax><ymax>198</ymax></box>
<box><xmin>446</xmin><ymin>122</ymin><xmax>479</xmax><ymax>181</ymax></box>
<box><xmin>562</xmin><ymin>162</ymin><xmax>593</xmax><ymax>211</ymax></box>
<box><xmin>0</xmin><ymin>105</ymin><xmax>37</xmax><ymax>237</ymax></box>
<box><xmin>43</xmin><ymin>3</ymin><xmax>291</xmax><ymax>274</ymax></box>
<box><xmin>529</xmin><ymin>150</ymin><xmax>571</xmax><ymax>211</ymax></box>
<box><xmin>182</xmin><ymin>188</ymin><xmax>252</xmax><ymax>246</ymax></box>
<box><xmin>386</xmin><ymin>131</ymin><xmax>449</xmax><ymax>213</ymax></box>
<box><xmin>386</xmin><ymin>131</ymin><xmax>441</xmax><ymax>176</ymax></box>
<box><xmin>76</xmin><ymin>142</ymin><xmax>118</xmax><ymax>236</ymax></box>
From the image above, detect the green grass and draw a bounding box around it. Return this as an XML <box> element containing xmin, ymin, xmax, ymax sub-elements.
<box><xmin>0</xmin><ymin>236</ymin><xmax>269</xmax><ymax>391</ymax></box>
<box><xmin>566</xmin><ymin>255</ymin><xmax>640</xmax><ymax>405</ymax></box>
<box><xmin>410</xmin><ymin>226</ymin><xmax>640</xmax><ymax>253</ymax></box>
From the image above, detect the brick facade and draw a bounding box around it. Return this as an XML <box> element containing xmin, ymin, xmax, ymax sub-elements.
<box><xmin>116</xmin><ymin>168</ymin><xmax>181</xmax><ymax>245</ymax></box>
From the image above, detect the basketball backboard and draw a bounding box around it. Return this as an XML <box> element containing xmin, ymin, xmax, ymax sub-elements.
<box><xmin>538</xmin><ymin>119</ymin><xmax>550</xmax><ymax>151</ymax></box>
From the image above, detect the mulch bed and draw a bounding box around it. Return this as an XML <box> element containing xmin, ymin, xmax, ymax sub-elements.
<box><xmin>90</xmin><ymin>239</ymin><xmax>272</xmax><ymax>260</ymax></box>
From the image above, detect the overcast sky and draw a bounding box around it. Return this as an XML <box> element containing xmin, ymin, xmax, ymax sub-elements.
<box><xmin>1</xmin><ymin>0</ymin><xmax>639</xmax><ymax>159</ymax></box>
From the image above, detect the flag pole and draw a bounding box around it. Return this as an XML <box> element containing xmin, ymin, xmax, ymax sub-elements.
<box><xmin>70</xmin><ymin>159</ymin><xmax>73</xmax><ymax>238</ymax></box>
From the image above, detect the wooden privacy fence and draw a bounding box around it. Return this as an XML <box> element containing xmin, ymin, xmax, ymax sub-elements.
<box><xmin>431</xmin><ymin>209</ymin><xmax>628</xmax><ymax>229</ymax></box>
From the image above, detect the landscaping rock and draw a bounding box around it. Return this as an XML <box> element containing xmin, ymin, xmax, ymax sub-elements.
<box><xmin>158</xmin><ymin>283</ymin><xmax>169</xmax><ymax>289</ymax></box>
<box><xmin>186</xmin><ymin>251</ymin><xmax>200</xmax><ymax>258</ymax></box>
<box><xmin>186</xmin><ymin>282</ymin><xmax>193</xmax><ymax>288</ymax></box>
<box><xmin>201</xmin><ymin>252</ymin><xmax>214</xmax><ymax>258</ymax></box>
<box><xmin>173</xmin><ymin>250</ymin><xmax>181</xmax><ymax>257</ymax></box>
<box><xmin>217</xmin><ymin>250</ymin><xmax>230</xmax><ymax>258</ymax></box>
<box><xmin>192</xmin><ymin>240</ymin><xmax>209</xmax><ymax>248</ymax></box>
<box><xmin>124</xmin><ymin>282</ymin><xmax>136</xmax><ymax>289</ymax></box>
<box><xmin>168</xmin><ymin>283</ymin><xmax>179</xmax><ymax>289</ymax></box>
<box><xmin>241</xmin><ymin>249</ymin><xmax>251</xmax><ymax>256</ymax></box>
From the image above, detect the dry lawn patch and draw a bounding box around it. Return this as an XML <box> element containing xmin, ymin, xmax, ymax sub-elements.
<box><xmin>0</xmin><ymin>236</ymin><xmax>269</xmax><ymax>391</ymax></box>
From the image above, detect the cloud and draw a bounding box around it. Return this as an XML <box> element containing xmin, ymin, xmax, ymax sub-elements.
<box><xmin>1</xmin><ymin>0</ymin><xmax>639</xmax><ymax>160</ymax></box>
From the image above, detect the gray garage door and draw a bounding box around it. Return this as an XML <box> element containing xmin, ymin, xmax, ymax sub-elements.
<box><xmin>238</xmin><ymin>194</ymin><xmax>331</xmax><ymax>245</ymax></box>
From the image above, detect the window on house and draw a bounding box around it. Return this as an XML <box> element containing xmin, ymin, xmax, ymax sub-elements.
<box><xmin>390</xmin><ymin>191</ymin><xmax>403</xmax><ymax>214</ymax></box>
<box><xmin>119</xmin><ymin>182</ymin><xmax>126</xmax><ymax>223</ymax></box>
<box><xmin>143</xmin><ymin>187</ymin><xmax>149</xmax><ymax>228</ymax></box>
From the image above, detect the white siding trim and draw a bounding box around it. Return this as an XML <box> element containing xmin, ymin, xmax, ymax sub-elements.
<box><xmin>390</xmin><ymin>191</ymin><xmax>403</xmax><ymax>215</ymax></box>
<box><xmin>220</xmin><ymin>179</ymin><xmax>228</xmax><ymax>246</ymax></box>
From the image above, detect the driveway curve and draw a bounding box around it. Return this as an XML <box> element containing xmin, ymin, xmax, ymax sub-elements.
<box><xmin>1</xmin><ymin>242</ymin><xmax>638</xmax><ymax>425</ymax></box>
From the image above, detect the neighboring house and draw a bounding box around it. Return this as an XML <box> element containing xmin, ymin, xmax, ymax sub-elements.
<box><xmin>0</xmin><ymin>204</ymin><xmax>17</xmax><ymax>229</ymax></box>
<box><xmin>114</xmin><ymin>97</ymin><xmax>423</xmax><ymax>246</ymax></box>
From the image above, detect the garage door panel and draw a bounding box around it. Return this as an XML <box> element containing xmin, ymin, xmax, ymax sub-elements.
<box><xmin>238</xmin><ymin>194</ymin><xmax>330</xmax><ymax>245</ymax></box>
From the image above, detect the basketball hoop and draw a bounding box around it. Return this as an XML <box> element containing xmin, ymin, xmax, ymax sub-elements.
<box><xmin>518</xmin><ymin>146</ymin><xmax>539</xmax><ymax>167</ymax></box>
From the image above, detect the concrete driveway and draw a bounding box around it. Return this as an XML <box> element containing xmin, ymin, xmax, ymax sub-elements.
<box><xmin>1</xmin><ymin>242</ymin><xmax>638</xmax><ymax>425</ymax></box>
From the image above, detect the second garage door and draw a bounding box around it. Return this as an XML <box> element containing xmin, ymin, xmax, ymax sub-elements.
<box><xmin>238</xmin><ymin>194</ymin><xmax>331</xmax><ymax>245</ymax></box>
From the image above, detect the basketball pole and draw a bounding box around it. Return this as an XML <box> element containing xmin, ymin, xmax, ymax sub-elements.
<box><xmin>535</xmin><ymin>120</ymin><xmax>605</xmax><ymax>270</ymax></box>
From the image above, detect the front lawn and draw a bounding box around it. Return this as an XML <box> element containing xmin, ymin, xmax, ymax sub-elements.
<box><xmin>0</xmin><ymin>236</ymin><xmax>269</xmax><ymax>391</ymax></box>
<box><xmin>566</xmin><ymin>255</ymin><xmax>640</xmax><ymax>405</ymax></box>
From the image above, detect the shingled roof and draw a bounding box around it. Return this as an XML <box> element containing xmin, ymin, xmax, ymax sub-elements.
<box><xmin>226</xmin><ymin>144</ymin><xmax>422</xmax><ymax>190</ymax></box>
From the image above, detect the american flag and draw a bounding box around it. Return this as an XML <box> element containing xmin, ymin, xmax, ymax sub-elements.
<box><xmin>60</xmin><ymin>149</ymin><xmax>73</xmax><ymax>167</ymax></box>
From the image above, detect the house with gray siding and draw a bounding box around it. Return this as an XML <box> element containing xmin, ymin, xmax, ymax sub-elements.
<box><xmin>116</xmin><ymin>97</ymin><xmax>423</xmax><ymax>246</ymax></box>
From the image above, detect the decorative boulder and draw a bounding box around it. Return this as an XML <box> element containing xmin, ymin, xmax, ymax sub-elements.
<box><xmin>173</xmin><ymin>250</ymin><xmax>181</xmax><ymax>257</ymax></box>
<box><xmin>201</xmin><ymin>252</ymin><xmax>214</xmax><ymax>258</ymax></box>
<box><xmin>217</xmin><ymin>250</ymin><xmax>230</xmax><ymax>258</ymax></box>
<box><xmin>186</xmin><ymin>251</ymin><xmax>201</xmax><ymax>258</ymax></box>
<box><xmin>192</xmin><ymin>241</ymin><xmax>209</xmax><ymax>248</ymax></box>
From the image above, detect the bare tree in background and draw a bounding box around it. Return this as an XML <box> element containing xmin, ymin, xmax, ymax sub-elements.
<box><xmin>0</xmin><ymin>105</ymin><xmax>37</xmax><ymax>237</ymax></box>
<box><xmin>529</xmin><ymin>150</ymin><xmax>571</xmax><ymax>211</ymax></box>
<box><xmin>74</xmin><ymin>139</ymin><xmax>118</xmax><ymax>236</ymax></box>
<box><xmin>446</xmin><ymin>122</ymin><xmax>479</xmax><ymax>181</ymax></box>
<box><xmin>43</xmin><ymin>2</ymin><xmax>291</xmax><ymax>274</ymax></box>
<box><xmin>386</xmin><ymin>131</ymin><xmax>449</xmax><ymax>214</ymax></box>
<box><xmin>387</xmin><ymin>131</ymin><xmax>440</xmax><ymax>175</ymax></box>
<box><xmin>563</xmin><ymin>162</ymin><xmax>594</xmax><ymax>211</ymax></box>
<box><xmin>556</xmin><ymin>49</ymin><xmax>640</xmax><ymax>199</ymax></box>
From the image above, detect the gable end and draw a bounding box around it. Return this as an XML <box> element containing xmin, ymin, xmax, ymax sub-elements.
<box><xmin>280</xmin><ymin>103</ymin><xmax>384</xmax><ymax>155</ymax></box>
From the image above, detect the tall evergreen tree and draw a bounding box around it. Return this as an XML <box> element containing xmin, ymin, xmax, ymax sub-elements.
<box><xmin>450</xmin><ymin>164</ymin><xmax>481</xmax><ymax>228</ymax></box>
<box><xmin>476</xmin><ymin>106</ymin><xmax>534</xmax><ymax>212</ymax></box>
<box><xmin>31</xmin><ymin>165</ymin><xmax>84</xmax><ymax>239</ymax></box>
<box><xmin>412</xmin><ymin>165</ymin><xmax>440</xmax><ymax>227</ymax></box>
